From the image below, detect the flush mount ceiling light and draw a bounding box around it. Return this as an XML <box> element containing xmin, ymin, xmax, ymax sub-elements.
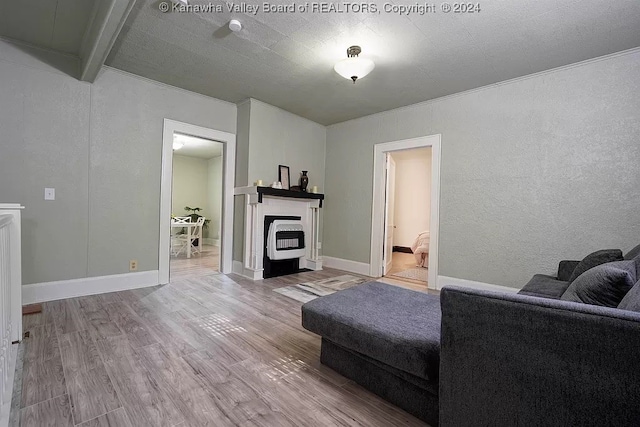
<box><xmin>334</xmin><ymin>45</ymin><xmax>375</xmax><ymax>83</ymax></box>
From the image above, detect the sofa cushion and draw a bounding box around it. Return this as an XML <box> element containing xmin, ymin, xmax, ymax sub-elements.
<box><xmin>557</xmin><ymin>260</ymin><xmax>580</xmax><ymax>282</ymax></box>
<box><xmin>302</xmin><ymin>281</ymin><xmax>441</xmax><ymax>381</ymax></box>
<box><xmin>568</xmin><ymin>249</ymin><xmax>623</xmax><ymax>282</ymax></box>
<box><xmin>519</xmin><ymin>274</ymin><xmax>570</xmax><ymax>299</ymax></box>
<box><xmin>624</xmin><ymin>244</ymin><xmax>640</xmax><ymax>261</ymax></box>
<box><xmin>561</xmin><ymin>260</ymin><xmax>637</xmax><ymax>307</ymax></box>
<box><xmin>618</xmin><ymin>280</ymin><xmax>640</xmax><ymax>312</ymax></box>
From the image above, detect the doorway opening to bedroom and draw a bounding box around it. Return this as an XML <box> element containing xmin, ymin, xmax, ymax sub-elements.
<box><xmin>382</xmin><ymin>147</ymin><xmax>432</xmax><ymax>290</ymax></box>
<box><xmin>370</xmin><ymin>134</ymin><xmax>441</xmax><ymax>291</ymax></box>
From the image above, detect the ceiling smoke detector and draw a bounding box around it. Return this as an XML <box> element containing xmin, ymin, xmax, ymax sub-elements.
<box><xmin>229</xmin><ymin>20</ymin><xmax>242</xmax><ymax>32</ymax></box>
<box><xmin>334</xmin><ymin>45</ymin><xmax>375</xmax><ymax>83</ymax></box>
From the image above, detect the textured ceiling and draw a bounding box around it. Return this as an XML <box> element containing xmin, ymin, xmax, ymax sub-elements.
<box><xmin>174</xmin><ymin>133</ymin><xmax>223</xmax><ymax>159</ymax></box>
<box><xmin>105</xmin><ymin>0</ymin><xmax>640</xmax><ymax>124</ymax></box>
<box><xmin>0</xmin><ymin>0</ymin><xmax>97</xmax><ymax>56</ymax></box>
<box><xmin>2</xmin><ymin>0</ymin><xmax>640</xmax><ymax>125</ymax></box>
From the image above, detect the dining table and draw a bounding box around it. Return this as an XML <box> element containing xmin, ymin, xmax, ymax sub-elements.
<box><xmin>171</xmin><ymin>220</ymin><xmax>202</xmax><ymax>258</ymax></box>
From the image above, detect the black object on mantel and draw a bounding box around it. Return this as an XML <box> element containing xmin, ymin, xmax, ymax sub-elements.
<box><xmin>300</xmin><ymin>171</ymin><xmax>309</xmax><ymax>192</ymax></box>
<box><xmin>256</xmin><ymin>186</ymin><xmax>324</xmax><ymax>207</ymax></box>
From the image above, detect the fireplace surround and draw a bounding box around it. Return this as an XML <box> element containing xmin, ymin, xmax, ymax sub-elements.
<box><xmin>234</xmin><ymin>186</ymin><xmax>324</xmax><ymax>280</ymax></box>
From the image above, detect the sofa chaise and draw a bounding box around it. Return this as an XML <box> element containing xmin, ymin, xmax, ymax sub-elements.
<box><xmin>302</xmin><ymin>244</ymin><xmax>640</xmax><ymax>426</ymax></box>
<box><xmin>302</xmin><ymin>282</ymin><xmax>442</xmax><ymax>425</ymax></box>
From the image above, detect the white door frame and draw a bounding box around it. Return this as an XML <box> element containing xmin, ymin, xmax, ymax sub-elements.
<box><xmin>159</xmin><ymin>119</ymin><xmax>236</xmax><ymax>284</ymax></box>
<box><xmin>383</xmin><ymin>153</ymin><xmax>396</xmax><ymax>276</ymax></box>
<box><xmin>370</xmin><ymin>135</ymin><xmax>441</xmax><ymax>289</ymax></box>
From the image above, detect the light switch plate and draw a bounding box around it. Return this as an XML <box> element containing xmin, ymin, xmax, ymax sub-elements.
<box><xmin>44</xmin><ymin>188</ymin><xmax>55</xmax><ymax>201</ymax></box>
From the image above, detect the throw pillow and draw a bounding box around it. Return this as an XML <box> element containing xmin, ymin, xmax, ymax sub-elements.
<box><xmin>561</xmin><ymin>260</ymin><xmax>637</xmax><ymax>307</ymax></box>
<box><xmin>568</xmin><ymin>249</ymin><xmax>623</xmax><ymax>282</ymax></box>
<box><xmin>618</xmin><ymin>280</ymin><xmax>640</xmax><ymax>312</ymax></box>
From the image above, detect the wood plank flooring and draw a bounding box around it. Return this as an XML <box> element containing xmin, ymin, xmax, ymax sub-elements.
<box><xmin>170</xmin><ymin>245</ymin><xmax>220</xmax><ymax>280</ymax></box>
<box><xmin>384</xmin><ymin>252</ymin><xmax>429</xmax><ymax>290</ymax></box>
<box><xmin>16</xmin><ymin>268</ymin><xmax>428</xmax><ymax>426</ymax></box>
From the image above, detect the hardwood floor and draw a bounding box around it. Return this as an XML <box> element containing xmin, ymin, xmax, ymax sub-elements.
<box><xmin>170</xmin><ymin>244</ymin><xmax>220</xmax><ymax>280</ymax></box>
<box><xmin>15</xmin><ymin>268</ymin><xmax>428</xmax><ymax>426</ymax></box>
<box><xmin>384</xmin><ymin>252</ymin><xmax>429</xmax><ymax>290</ymax></box>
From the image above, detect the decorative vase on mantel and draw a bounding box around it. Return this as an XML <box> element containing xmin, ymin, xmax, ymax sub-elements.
<box><xmin>300</xmin><ymin>171</ymin><xmax>309</xmax><ymax>192</ymax></box>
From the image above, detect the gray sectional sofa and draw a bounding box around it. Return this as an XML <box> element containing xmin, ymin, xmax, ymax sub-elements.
<box><xmin>302</xmin><ymin>282</ymin><xmax>442</xmax><ymax>425</ymax></box>
<box><xmin>302</xmin><ymin>244</ymin><xmax>640</xmax><ymax>426</ymax></box>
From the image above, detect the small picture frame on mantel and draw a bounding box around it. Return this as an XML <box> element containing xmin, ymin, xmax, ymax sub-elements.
<box><xmin>278</xmin><ymin>165</ymin><xmax>290</xmax><ymax>190</ymax></box>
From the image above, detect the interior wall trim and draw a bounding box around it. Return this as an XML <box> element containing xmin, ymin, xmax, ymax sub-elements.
<box><xmin>322</xmin><ymin>256</ymin><xmax>372</xmax><ymax>277</ymax></box>
<box><xmin>22</xmin><ymin>270</ymin><xmax>159</xmax><ymax>305</ymax></box>
<box><xmin>370</xmin><ymin>134</ymin><xmax>441</xmax><ymax>289</ymax></box>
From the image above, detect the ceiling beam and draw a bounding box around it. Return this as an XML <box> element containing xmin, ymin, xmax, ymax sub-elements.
<box><xmin>79</xmin><ymin>0</ymin><xmax>136</xmax><ymax>82</ymax></box>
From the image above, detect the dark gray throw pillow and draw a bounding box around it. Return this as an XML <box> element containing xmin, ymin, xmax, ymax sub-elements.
<box><xmin>618</xmin><ymin>280</ymin><xmax>640</xmax><ymax>312</ymax></box>
<box><xmin>561</xmin><ymin>260</ymin><xmax>637</xmax><ymax>307</ymax></box>
<box><xmin>568</xmin><ymin>249</ymin><xmax>623</xmax><ymax>282</ymax></box>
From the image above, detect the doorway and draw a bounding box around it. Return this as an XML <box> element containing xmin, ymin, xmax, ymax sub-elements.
<box><xmin>370</xmin><ymin>135</ymin><xmax>441</xmax><ymax>290</ymax></box>
<box><xmin>169</xmin><ymin>134</ymin><xmax>223</xmax><ymax>280</ymax></box>
<box><xmin>159</xmin><ymin>119</ymin><xmax>236</xmax><ymax>285</ymax></box>
<box><xmin>383</xmin><ymin>148</ymin><xmax>432</xmax><ymax>287</ymax></box>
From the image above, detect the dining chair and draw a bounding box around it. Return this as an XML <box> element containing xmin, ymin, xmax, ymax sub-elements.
<box><xmin>189</xmin><ymin>217</ymin><xmax>205</xmax><ymax>254</ymax></box>
<box><xmin>171</xmin><ymin>216</ymin><xmax>205</xmax><ymax>257</ymax></box>
<box><xmin>171</xmin><ymin>216</ymin><xmax>192</xmax><ymax>256</ymax></box>
<box><xmin>172</xmin><ymin>216</ymin><xmax>191</xmax><ymax>224</ymax></box>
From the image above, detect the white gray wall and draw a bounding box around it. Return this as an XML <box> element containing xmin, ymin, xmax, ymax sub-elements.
<box><xmin>324</xmin><ymin>49</ymin><xmax>640</xmax><ymax>288</ymax></box>
<box><xmin>172</xmin><ymin>154</ymin><xmax>210</xmax><ymax>232</ymax></box>
<box><xmin>0</xmin><ymin>40</ymin><xmax>236</xmax><ymax>284</ymax></box>
<box><xmin>246</xmin><ymin>99</ymin><xmax>326</xmax><ymax>191</ymax></box>
<box><xmin>391</xmin><ymin>148</ymin><xmax>432</xmax><ymax>248</ymax></box>
<box><xmin>233</xmin><ymin>98</ymin><xmax>327</xmax><ymax>261</ymax></box>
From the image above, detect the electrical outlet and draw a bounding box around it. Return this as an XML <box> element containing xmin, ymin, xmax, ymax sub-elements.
<box><xmin>317</xmin><ymin>242</ymin><xmax>322</xmax><ymax>249</ymax></box>
<box><xmin>129</xmin><ymin>259</ymin><xmax>138</xmax><ymax>271</ymax></box>
<box><xmin>44</xmin><ymin>188</ymin><xmax>55</xmax><ymax>200</ymax></box>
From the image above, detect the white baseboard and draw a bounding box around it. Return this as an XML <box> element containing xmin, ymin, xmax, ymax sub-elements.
<box><xmin>322</xmin><ymin>256</ymin><xmax>372</xmax><ymax>276</ymax></box>
<box><xmin>304</xmin><ymin>258</ymin><xmax>323</xmax><ymax>271</ymax></box>
<box><xmin>232</xmin><ymin>260</ymin><xmax>263</xmax><ymax>280</ymax></box>
<box><xmin>232</xmin><ymin>260</ymin><xmax>242</xmax><ymax>274</ymax></box>
<box><xmin>22</xmin><ymin>270</ymin><xmax>160</xmax><ymax>305</ymax></box>
<box><xmin>437</xmin><ymin>275</ymin><xmax>519</xmax><ymax>293</ymax></box>
<box><xmin>0</xmin><ymin>344</ymin><xmax>17</xmax><ymax>427</ymax></box>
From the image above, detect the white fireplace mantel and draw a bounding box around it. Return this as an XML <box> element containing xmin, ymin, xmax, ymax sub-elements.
<box><xmin>234</xmin><ymin>186</ymin><xmax>323</xmax><ymax>280</ymax></box>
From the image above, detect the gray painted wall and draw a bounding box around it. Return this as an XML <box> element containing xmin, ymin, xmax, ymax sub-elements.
<box><xmin>247</xmin><ymin>99</ymin><xmax>326</xmax><ymax>191</ymax></box>
<box><xmin>172</xmin><ymin>154</ymin><xmax>222</xmax><ymax>240</ymax></box>
<box><xmin>232</xmin><ymin>98</ymin><xmax>327</xmax><ymax>262</ymax></box>
<box><xmin>172</xmin><ymin>155</ymin><xmax>210</xmax><ymax>235</ymax></box>
<box><xmin>324</xmin><ymin>49</ymin><xmax>640</xmax><ymax>288</ymax></box>
<box><xmin>0</xmin><ymin>40</ymin><xmax>236</xmax><ymax>284</ymax></box>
